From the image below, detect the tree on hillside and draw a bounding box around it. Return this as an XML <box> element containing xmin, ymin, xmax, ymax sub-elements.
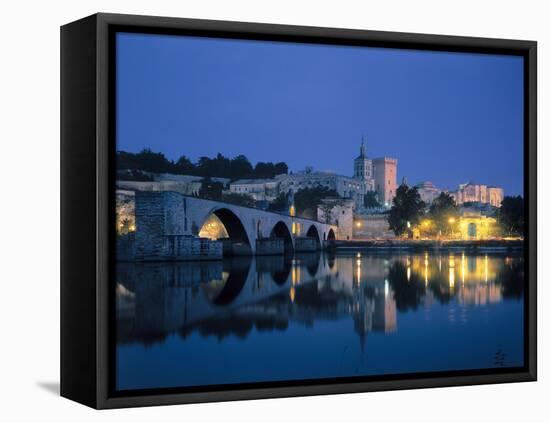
<box><xmin>294</xmin><ymin>187</ymin><xmax>340</xmax><ymax>219</ymax></box>
<box><xmin>498</xmin><ymin>196</ymin><xmax>524</xmax><ymax>236</ymax></box>
<box><xmin>230</xmin><ymin>155</ymin><xmax>254</xmax><ymax>179</ymax></box>
<box><xmin>174</xmin><ymin>155</ymin><xmax>196</xmax><ymax>175</ymax></box>
<box><xmin>116</xmin><ymin>149</ymin><xmax>289</xmax><ymax>180</ymax></box>
<box><xmin>364</xmin><ymin>191</ymin><xmax>381</xmax><ymax>208</ymax></box>
<box><xmin>428</xmin><ymin>192</ymin><xmax>459</xmax><ymax>236</ymax></box>
<box><xmin>221</xmin><ymin>192</ymin><xmax>256</xmax><ymax>208</ymax></box>
<box><xmin>198</xmin><ymin>177</ymin><xmax>224</xmax><ymax>201</ymax></box>
<box><xmin>388</xmin><ymin>184</ymin><xmax>426</xmax><ymax>237</ymax></box>
<box><xmin>268</xmin><ymin>192</ymin><xmax>289</xmax><ymax>213</ymax></box>
<box><xmin>117</xmin><ymin>148</ymin><xmax>175</xmax><ymax>173</ymax></box>
<box><xmin>254</xmin><ymin>162</ymin><xmax>288</xmax><ymax>179</ymax></box>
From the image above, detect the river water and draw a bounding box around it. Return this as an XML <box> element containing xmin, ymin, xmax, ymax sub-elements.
<box><xmin>115</xmin><ymin>251</ymin><xmax>524</xmax><ymax>391</ymax></box>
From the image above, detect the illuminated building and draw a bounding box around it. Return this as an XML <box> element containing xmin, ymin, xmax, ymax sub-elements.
<box><xmin>456</xmin><ymin>212</ymin><xmax>500</xmax><ymax>240</ymax></box>
<box><xmin>116</xmin><ymin>190</ymin><xmax>136</xmax><ymax>235</ymax></box>
<box><xmin>450</xmin><ymin>183</ymin><xmax>504</xmax><ymax>207</ymax></box>
<box><xmin>372</xmin><ymin>157</ymin><xmax>398</xmax><ymax>207</ymax></box>
<box><xmin>228</xmin><ymin>139</ymin><xmax>397</xmax><ymax>211</ymax></box>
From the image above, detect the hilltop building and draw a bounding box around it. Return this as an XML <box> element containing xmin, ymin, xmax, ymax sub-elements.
<box><xmin>229</xmin><ymin>139</ymin><xmax>397</xmax><ymax>211</ymax></box>
<box><xmin>414</xmin><ymin>181</ymin><xmax>441</xmax><ymax>204</ymax></box>
<box><xmin>228</xmin><ymin>178</ymin><xmax>279</xmax><ymax>202</ymax></box>
<box><xmin>353</xmin><ymin>138</ymin><xmax>374</xmax><ymax>182</ymax></box>
<box><xmin>449</xmin><ymin>183</ymin><xmax>504</xmax><ymax>207</ymax></box>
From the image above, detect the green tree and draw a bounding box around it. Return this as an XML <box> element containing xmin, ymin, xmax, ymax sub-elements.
<box><xmin>253</xmin><ymin>162</ymin><xmax>289</xmax><ymax>179</ymax></box>
<box><xmin>268</xmin><ymin>192</ymin><xmax>289</xmax><ymax>212</ymax></box>
<box><xmin>174</xmin><ymin>155</ymin><xmax>196</xmax><ymax>175</ymax></box>
<box><xmin>498</xmin><ymin>196</ymin><xmax>524</xmax><ymax>236</ymax></box>
<box><xmin>428</xmin><ymin>192</ymin><xmax>459</xmax><ymax>236</ymax></box>
<box><xmin>116</xmin><ymin>148</ymin><xmax>175</xmax><ymax>173</ymax></box>
<box><xmin>388</xmin><ymin>184</ymin><xmax>426</xmax><ymax>237</ymax></box>
<box><xmin>221</xmin><ymin>192</ymin><xmax>256</xmax><ymax>208</ymax></box>
<box><xmin>294</xmin><ymin>187</ymin><xmax>340</xmax><ymax>219</ymax></box>
<box><xmin>116</xmin><ymin>149</ymin><xmax>289</xmax><ymax>180</ymax></box>
<box><xmin>198</xmin><ymin>177</ymin><xmax>224</xmax><ymax>200</ymax></box>
<box><xmin>229</xmin><ymin>155</ymin><xmax>254</xmax><ymax>179</ymax></box>
<box><xmin>364</xmin><ymin>191</ymin><xmax>381</xmax><ymax>208</ymax></box>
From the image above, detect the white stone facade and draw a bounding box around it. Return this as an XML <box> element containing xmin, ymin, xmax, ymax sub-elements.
<box><xmin>450</xmin><ymin>183</ymin><xmax>504</xmax><ymax>207</ymax></box>
<box><xmin>276</xmin><ymin>170</ymin><xmax>372</xmax><ymax>209</ymax></box>
<box><xmin>414</xmin><ymin>181</ymin><xmax>441</xmax><ymax>204</ymax></box>
<box><xmin>229</xmin><ymin>178</ymin><xmax>280</xmax><ymax>202</ymax></box>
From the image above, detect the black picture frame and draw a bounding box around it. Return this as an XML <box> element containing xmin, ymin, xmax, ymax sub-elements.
<box><xmin>60</xmin><ymin>12</ymin><xmax>537</xmax><ymax>409</ymax></box>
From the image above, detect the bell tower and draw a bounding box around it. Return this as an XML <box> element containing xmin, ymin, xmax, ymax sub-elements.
<box><xmin>353</xmin><ymin>136</ymin><xmax>372</xmax><ymax>180</ymax></box>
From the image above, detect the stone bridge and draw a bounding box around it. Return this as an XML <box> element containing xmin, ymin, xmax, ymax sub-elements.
<box><xmin>134</xmin><ymin>191</ymin><xmax>339</xmax><ymax>260</ymax></box>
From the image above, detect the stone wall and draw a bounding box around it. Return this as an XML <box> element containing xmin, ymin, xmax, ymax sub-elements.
<box><xmin>295</xmin><ymin>237</ymin><xmax>318</xmax><ymax>252</ymax></box>
<box><xmin>255</xmin><ymin>238</ymin><xmax>285</xmax><ymax>255</ymax></box>
<box><xmin>317</xmin><ymin>199</ymin><xmax>354</xmax><ymax>240</ymax></box>
<box><xmin>134</xmin><ymin>191</ymin><xmax>166</xmax><ymax>260</ymax></box>
<box><xmin>164</xmin><ymin>235</ymin><xmax>222</xmax><ymax>260</ymax></box>
<box><xmin>353</xmin><ymin>214</ymin><xmax>394</xmax><ymax>239</ymax></box>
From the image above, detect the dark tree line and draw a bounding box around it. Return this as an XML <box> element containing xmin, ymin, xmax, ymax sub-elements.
<box><xmin>498</xmin><ymin>196</ymin><xmax>524</xmax><ymax>236</ymax></box>
<box><xmin>294</xmin><ymin>187</ymin><xmax>340</xmax><ymax>220</ymax></box>
<box><xmin>117</xmin><ymin>149</ymin><xmax>288</xmax><ymax>180</ymax></box>
<box><xmin>198</xmin><ymin>177</ymin><xmax>256</xmax><ymax>207</ymax></box>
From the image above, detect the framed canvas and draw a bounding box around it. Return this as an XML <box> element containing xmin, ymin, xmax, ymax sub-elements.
<box><xmin>60</xmin><ymin>13</ymin><xmax>537</xmax><ymax>409</ymax></box>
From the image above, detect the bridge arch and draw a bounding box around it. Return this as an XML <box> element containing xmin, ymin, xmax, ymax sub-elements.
<box><xmin>303</xmin><ymin>252</ymin><xmax>321</xmax><ymax>277</ymax></box>
<box><xmin>327</xmin><ymin>228</ymin><xmax>336</xmax><ymax>241</ymax></box>
<box><xmin>199</xmin><ymin>207</ymin><xmax>252</xmax><ymax>255</ymax></box>
<box><xmin>203</xmin><ymin>257</ymin><xmax>252</xmax><ymax>306</ymax></box>
<box><xmin>306</xmin><ymin>224</ymin><xmax>321</xmax><ymax>249</ymax></box>
<box><xmin>271</xmin><ymin>257</ymin><xmax>292</xmax><ymax>285</ymax></box>
<box><xmin>270</xmin><ymin>221</ymin><xmax>295</xmax><ymax>254</ymax></box>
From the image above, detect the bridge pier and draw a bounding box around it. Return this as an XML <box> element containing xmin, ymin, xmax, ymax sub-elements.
<box><xmin>255</xmin><ymin>238</ymin><xmax>285</xmax><ymax>255</ymax></box>
<box><xmin>295</xmin><ymin>237</ymin><xmax>318</xmax><ymax>252</ymax></box>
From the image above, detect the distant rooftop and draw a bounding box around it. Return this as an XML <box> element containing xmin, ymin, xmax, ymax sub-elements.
<box><xmin>230</xmin><ymin>178</ymin><xmax>277</xmax><ymax>185</ymax></box>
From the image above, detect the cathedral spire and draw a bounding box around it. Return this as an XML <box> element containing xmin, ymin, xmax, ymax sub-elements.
<box><xmin>359</xmin><ymin>136</ymin><xmax>367</xmax><ymax>158</ymax></box>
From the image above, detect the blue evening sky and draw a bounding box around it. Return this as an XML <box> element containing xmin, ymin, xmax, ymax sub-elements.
<box><xmin>116</xmin><ymin>32</ymin><xmax>524</xmax><ymax>195</ymax></box>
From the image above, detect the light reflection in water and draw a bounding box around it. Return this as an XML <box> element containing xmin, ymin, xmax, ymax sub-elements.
<box><xmin>116</xmin><ymin>251</ymin><xmax>524</xmax><ymax>391</ymax></box>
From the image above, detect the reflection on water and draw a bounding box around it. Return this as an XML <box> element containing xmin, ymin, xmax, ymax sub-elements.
<box><xmin>116</xmin><ymin>252</ymin><xmax>524</xmax><ymax>391</ymax></box>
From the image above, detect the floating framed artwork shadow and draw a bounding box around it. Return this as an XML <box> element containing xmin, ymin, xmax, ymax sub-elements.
<box><xmin>60</xmin><ymin>13</ymin><xmax>537</xmax><ymax>409</ymax></box>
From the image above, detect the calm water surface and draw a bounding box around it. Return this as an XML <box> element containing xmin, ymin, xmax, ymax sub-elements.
<box><xmin>116</xmin><ymin>252</ymin><xmax>524</xmax><ymax>391</ymax></box>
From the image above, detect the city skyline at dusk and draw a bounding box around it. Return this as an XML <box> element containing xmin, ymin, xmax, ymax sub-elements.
<box><xmin>112</xmin><ymin>29</ymin><xmax>527</xmax><ymax>394</ymax></box>
<box><xmin>116</xmin><ymin>33</ymin><xmax>524</xmax><ymax>196</ymax></box>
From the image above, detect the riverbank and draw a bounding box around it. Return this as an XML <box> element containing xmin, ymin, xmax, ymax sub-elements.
<box><xmin>331</xmin><ymin>238</ymin><xmax>523</xmax><ymax>253</ymax></box>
